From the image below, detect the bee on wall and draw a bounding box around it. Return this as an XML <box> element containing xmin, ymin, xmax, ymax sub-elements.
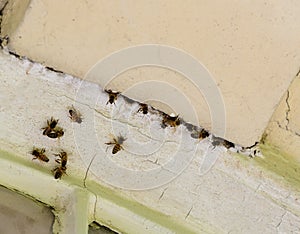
<box><xmin>31</xmin><ymin>147</ymin><xmax>49</xmax><ymax>162</ymax></box>
<box><xmin>191</xmin><ymin>128</ymin><xmax>209</xmax><ymax>140</ymax></box>
<box><xmin>222</xmin><ymin>139</ymin><xmax>235</xmax><ymax>149</ymax></box>
<box><xmin>105</xmin><ymin>89</ymin><xmax>120</xmax><ymax>105</ymax></box>
<box><xmin>42</xmin><ymin>117</ymin><xmax>59</xmax><ymax>135</ymax></box>
<box><xmin>46</xmin><ymin>127</ymin><xmax>64</xmax><ymax>139</ymax></box>
<box><xmin>54</xmin><ymin>150</ymin><xmax>68</xmax><ymax>167</ymax></box>
<box><xmin>137</xmin><ymin>103</ymin><xmax>148</xmax><ymax>115</ymax></box>
<box><xmin>161</xmin><ymin>114</ymin><xmax>181</xmax><ymax>128</ymax></box>
<box><xmin>53</xmin><ymin>166</ymin><xmax>67</xmax><ymax>180</ymax></box>
<box><xmin>68</xmin><ymin>105</ymin><xmax>83</xmax><ymax>123</ymax></box>
<box><xmin>212</xmin><ymin>137</ymin><xmax>235</xmax><ymax>149</ymax></box>
<box><xmin>105</xmin><ymin>135</ymin><xmax>127</xmax><ymax>154</ymax></box>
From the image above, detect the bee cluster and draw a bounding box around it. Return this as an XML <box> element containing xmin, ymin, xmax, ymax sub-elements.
<box><xmin>30</xmin><ymin>88</ymin><xmax>259</xmax><ymax>180</ymax></box>
<box><xmin>42</xmin><ymin>117</ymin><xmax>64</xmax><ymax>139</ymax></box>
<box><xmin>103</xmin><ymin>89</ymin><xmax>259</xmax><ymax>156</ymax></box>
<box><xmin>30</xmin><ymin>105</ymin><xmax>82</xmax><ymax>179</ymax></box>
<box><xmin>30</xmin><ymin>146</ymin><xmax>68</xmax><ymax>179</ymax></box>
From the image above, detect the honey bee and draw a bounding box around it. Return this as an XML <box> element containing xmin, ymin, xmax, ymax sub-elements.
<box><xmin>42</xmin><ymin>117</ymin><xmax>59</xmax><ymax>135</ymax></box>
<box><xmin>105</xmin><ymin>135</ymin><xmax>126</xmax><ymax>154</ymax></box>
<box><xmin>222</xmin><ymin>140</ymin><xmax>235</xmax><ymax>149</ymax></box>
<box><xmin>46</xmin><ymin>127</ymin><xmax>64</xmax><ymax>139</ymax></box>
<box><xmin>68</xmin><ymin>105</ymin><xmax>82</xmax><ymax>123</ymax></box>
<box><xmin>105</xmin><ymin>89</ymin><xmax>120</xmax><ymax>105</ymax></box>
<box><xmin>54</xmin><ymin>151</ymin><xmax>68</xmax><ymax>167</ymax></box>
<box><xmin>212</xmin><ymin>137</ymin><xmax>235</xmax><ymax>149</ymax></box>
<box><xmin>53</xmin><ymin>166</ymin><xmax>67</xmax><ymax>179</ymax></box>
<box><xmin>161</xmin><ymin>114</ymin><xmax>181</xmax><ymax>128</ymax></box>
<box><xmin>31</xmin><ymin>147</ymin><xmax>49</xmax><ymax>162</ymax></box>
<box><xmin>137</xmin><ymin>103</ymin><xmax>148</xmax><ymax>114</ymax></box>
<box><xmin>191</xmin><ymin>128</ymin><xmax>209</xmax><ymax>140</ymax></box>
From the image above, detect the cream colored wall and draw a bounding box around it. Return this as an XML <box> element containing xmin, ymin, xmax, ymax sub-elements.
<box><xmin>1</xmin><ymin>1</ymin><xmax>300</xmax><ymax>234</ymax></box>
<box><xmin>264</xmin><ymin>73</ymin><xmax>300</xmax><ymax>161</ymax></box>
<box><xmin>2</xmin><ymin>0</ymin><xmax>300</xmax><ymax>146</ymax></box>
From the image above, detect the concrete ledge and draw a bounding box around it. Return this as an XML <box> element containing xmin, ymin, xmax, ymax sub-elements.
<box><xmin>1</xmin><ymin>51</ymin><xmax>300</xmax><ymax>233</ymax></box>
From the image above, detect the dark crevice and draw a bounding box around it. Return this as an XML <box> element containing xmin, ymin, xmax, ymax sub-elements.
<box><xmin>296</xmin><ymin>67</ymin><xmax>300</xmax><ymax>78</ymax></box>
<box><xmin>8</xmin><ymin>50</ymin><xmax>21</xmax><ymax>58</ymax></box>
<box><xmin>2</xmin><ymin>47</ymin><xmax>260</xmax><ymax>156</ymax></box>
<box><xmin>0</xmin><ymin>0</ymin><xmax>8</xmax><ymax>48</ymax></box>
<box><xmin>185</xmin><ymin>206</ymin><xmax>193</xmax><ymax>220</ymax></box>
<box><xmin>83</xmin><ymin>153</ymin><xmax>97</xmax><ymax>188</ymax></box>
<box><xmin>275</xmin><ymin>90</ymin><xmax>300</xmax><ymax>138</ymax></box>
<box><xmin>244</xmin><ymin>141</ymin><xmax>259</xmax><ymax>149</ymax></box>
<box><xmin>45</xmin><ymin>66</ymin><xmax>64</xmax><ymax>74</ymax></box>
<box><xmin>0</xmin><ymin>1</ymin><xmax>8</xmax><ymax>17</ymax></box>
<box><xmin>89</xmin><ymin>221</ymin><xmax>118</xmax><ymax>234</ymax></box>
<box><xmin>284</xmin><ymin>90</ymin><xmax>291</xmax><ymax>131</ymax></box>
<box><xmin>158</xmin><ymin>187</ymin><xmax>168</xmax><ymax>201</ymax></box>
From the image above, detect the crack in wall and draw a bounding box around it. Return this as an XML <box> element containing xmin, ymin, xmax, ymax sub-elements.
<box><xmin>93</xmin><ymin>193</ymin><xmax>98</xmax><ymax>222</ymax></box>
<box><xmin>83</xmin><ymin>153</ymin><xmax>97</xmax><ymax>188</ymax></box>
<box><xmin>284</xmin><ymin>90</ymin><xmax>291</xmax><ymax>131</ymax></box>
<box><xmin>184</xmin><ymin>205</ymin><xmax>193</xmax><ymax>220</ymax></box>
<box><xmin>275</xmin><ymin>89</ymin><xmax>300</xmax><ymax>138</ymax></box>
<box><xmin>275</xmin><ymin>211</ymin><xmax>287</xmax><ymax>230</ymax></box>
<box><xmin>158</xmin><ymin>187</ymin><xmax>168</xmax><ymax>201</ymax></box>
<box><xmin>296</xmin><ymin>67</ymin><xmax>300</xmax><ymax>78</ymax></box>
<box><xmin>0</xmin><ymin>1</ymin><xmax>8</xmax><ymax>32</ymax></box>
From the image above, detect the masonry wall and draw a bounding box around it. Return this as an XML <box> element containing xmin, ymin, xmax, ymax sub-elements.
<box><xmin>1</xmin><ymin>1</ymin><xmax>300</xmax><ymax>234</ymax></box>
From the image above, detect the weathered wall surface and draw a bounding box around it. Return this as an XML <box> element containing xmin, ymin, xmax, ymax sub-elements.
<box><xmin>1</xmin><ymin>51</ymin><xmax>300</xmax><ymax>234</ymax></box>
<box><xmin>264</xmin><ymin>73</ymin><xmax>300</xmax><ymax>162</ymax></box>
<box><xmin>1</xmin><ymin>1</ymin><xmax>300</xmax><ymax>233</ymax></box>
<box><xmin>2</xmin><ymin>0</ymin><xmax>300</xmax><ymax>146</ymax></box>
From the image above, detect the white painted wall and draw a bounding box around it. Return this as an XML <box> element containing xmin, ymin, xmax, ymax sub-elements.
<box><xmin>1</xmin><ymin>50</ymin><xmax>300</xmax><ymax>233</ymax></box>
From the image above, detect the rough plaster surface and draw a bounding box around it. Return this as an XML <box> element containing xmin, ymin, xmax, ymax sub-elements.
<box><xmin>264</xmin><ymin>73</ymin><xmax>300</xmax><ymax>161</ymax></box>
<box><xmin>3</xmin><ymin>0</ymin><xmax>300</xmax><ymax>146</ymax></box>
<box><xmin>1</xmin><ymin>51</ymin><xmax>300</xmax><ymax>233</ymax></box>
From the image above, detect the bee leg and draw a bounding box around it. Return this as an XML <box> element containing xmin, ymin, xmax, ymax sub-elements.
<box><xmin>105</xmin><ymin>142</ymin><xmax>113</xmax><ymax>152</ymax></box>
<box><xmin>51</xmin><ymin>167</ymin><xmax>58</xmax><ymax>173</ymax></box>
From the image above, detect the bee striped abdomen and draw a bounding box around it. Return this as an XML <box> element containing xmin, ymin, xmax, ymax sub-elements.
<box><xmin>53</xmin><ymin>166</ymin><xmax>67</xmax><ymax>179</ymax></box>
<box><xmin>105</xmin><ymin>135</ymin><xmax>126</xmax><ymax>155</ymax></box>
<box><xmin>31</xmin><ymin>147</ymin><xmax>49</xmax><ymax>162</ymax></box>
<box><xmin>40</xmin><ymin>154</ymin><xmax>50</xmax><ymax>162</ymax></box>
<box><xmin>112</xmin><ymin>144</ymin><xmax>121</xmax><ymax>154</ymax></box>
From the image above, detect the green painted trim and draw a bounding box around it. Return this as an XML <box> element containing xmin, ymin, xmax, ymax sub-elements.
<box><xmin>234</xmin><ymin>143</ymin><xmax>300</xmax><ymax>192</ymax></box>
<box><xmin>85</xmin><ymin>180</ymin><xmax>208</xmax><ymax>234</ymax></box>
<box><xmin>0</xmin><ymin>149</ymin><xmax>212</xmax><ymax>233</ymax></box>
<box><xmin>256</xmin><ymin>144</ymin><xmax>300</xmax><ymax>191</ymax></box>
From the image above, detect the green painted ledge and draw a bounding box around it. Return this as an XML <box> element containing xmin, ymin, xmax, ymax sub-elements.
<box><xmin>0</xmin><ymin>148</ymin><xmax>208</xmax><ymax>233</ymax></box>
